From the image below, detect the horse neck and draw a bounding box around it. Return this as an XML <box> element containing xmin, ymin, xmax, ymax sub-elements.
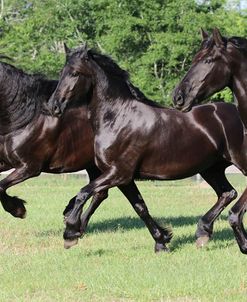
<box><xmin>231</xmin><ymin>59</ymin><xmax>247</xmax><ymax>129</ymax></box>
<box><xmin>89</xmin><ymin>64</ymin><xmax>112</xmax><ymax>111</ymax></box>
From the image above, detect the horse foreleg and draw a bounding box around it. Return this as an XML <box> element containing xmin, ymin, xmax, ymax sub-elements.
<box><xmin>63</xmin><ymin>165</ymin><xmax>103</xmax><ymax>221</ymax></box>
<box><xmin>63</xmin><ymin>167</ymin><xmax>134</xmax><ymax>248</ymax></box>
<box><xmin>0</xmin><ymin>166</ymin><xmax>40</xmax><ymax>218</ymax></box>
<box><xmin>196</xmin><ymin>166</ymin><xmax>237</xmax><ymax>248</ymax></box>
<box><xmin>229</xmin><ymin>188</ymin><xmax>247</xmax><ymax>254</ymax></box>
<box><xmin>79</xmin><ymin>190</ymin><xmax>108</xmax><ymax>234</ymax></box>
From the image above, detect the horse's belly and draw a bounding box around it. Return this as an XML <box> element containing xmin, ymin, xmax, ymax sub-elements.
<box><xmin>47</xmin><ymin>147</ymin><xmax>93</xmax><ymax>173</ymax></box>
<box><xmin>138</xmin><ymin>149</ymin><xmax>219</xmax><ymax>180</ymax></box>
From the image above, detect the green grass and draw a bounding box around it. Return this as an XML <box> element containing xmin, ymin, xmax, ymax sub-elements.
<box><xmin>0</xmin><ymin>174</ymin><xmax>247</xmax><ymax>302</ymax></box>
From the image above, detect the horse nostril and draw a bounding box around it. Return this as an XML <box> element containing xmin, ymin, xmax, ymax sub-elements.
<box><xmin>176</xmin><ymin>94</ymin><xmax>184</xmax><ymax>107</ymax></box>
<box><xmin>53</xmin><ymin>102</ymin><xmax>61</xmax><ymax>116</ymax></box>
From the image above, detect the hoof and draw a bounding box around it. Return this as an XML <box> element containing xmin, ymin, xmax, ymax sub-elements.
<box><xmin>196</xmin><ymin>236</ymin><xmax>209</xmax><ymax>248</ymax></box>
<box><xmin>20</xmin><ymin>210</ymin><xmax>27</xmax><ymax>219</ymax></box>
<box><xmin>155</xmin><ymin>242</ymin><xmax>170</xmax><ymax>253</ymax></box>
<box><xmin>13</xmin><ymin>207</ymin><xmax>27</xmax><ymax>219</ymax></box>
<box><xmin>64</xmin><ymin>238</ymin><xmax>78</xmax><ymax>249</ymax></box>
<box><xmin>240</xmin><ymin>246</ymin><xmax>247</xmax><ymax>255</ymax></box>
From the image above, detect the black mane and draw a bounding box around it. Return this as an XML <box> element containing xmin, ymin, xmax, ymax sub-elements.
<box><xmin>201</xmin><ymin>35</ymin><xmax>247</xmax><ymax>53</ymax></box>
<box><xmin>0</xmin><ymin>60</ymin><xmax>57</xmax><ymax>110</ymax></box>
<box><xmin>88</xmin><ymin>49</ymin><xmax>164</xmax><ymax>108</ymax></box>
<box><xmin>228</xmin><ymin>36</ymin><xmax>247</xmax><ymax>52</ymax></box>
<box><xmin>0</xmin><ymin>59</ymin><xmax>57</xmax><ymax>134</ymax></box>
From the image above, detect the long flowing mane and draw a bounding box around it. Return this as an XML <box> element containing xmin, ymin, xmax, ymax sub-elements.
<box><xmin>0</xmin><ymin>57</ymin><xmax>57</xmax><ymax>134</ymax></box>
<box><xmin>89</xmin><ymin>49</ymin><xmax>164</xmax><ymax>108</ymax></box>
<box><xmin>0</xmin><ymin>58</ymin><xmax>57</xmax><ymax>113</ymax></box>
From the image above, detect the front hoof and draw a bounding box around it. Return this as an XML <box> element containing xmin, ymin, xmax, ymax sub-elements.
<box><xmin>155</xmin><ymin>242</ymin><xmax>170</xmax><ymax>253</ymax></box>
<box><xmin>64</xmin><ymin>238</ymin><xmax>79</xmax><ymax>249</ymax></box>
<box><xmin>196</xmin><ymin>236</ymin><xmax>209</xmax><ymax>248</ymax></box>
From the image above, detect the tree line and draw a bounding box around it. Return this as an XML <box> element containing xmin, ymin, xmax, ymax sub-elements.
<box><xmin>0</xmin><ymin>0</ymin><xmax>246</xmax><ymax>105</ymax></box>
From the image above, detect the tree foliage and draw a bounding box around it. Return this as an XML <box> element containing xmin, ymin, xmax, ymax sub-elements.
<box><xmin>0</xmin><ymin>0</ymin><xmax>246</xmax><ymax>105</ymax></box>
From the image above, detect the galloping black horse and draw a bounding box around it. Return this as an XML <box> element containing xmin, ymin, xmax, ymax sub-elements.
<box><xmin>48</xmin><ymin>44</ymin><xmax>247</xmax><ymax>252</ymax></box>
<box><xmin>173</xmin><ymin>28</ymin><xmax>247</xmax><ymax>253</ymax></box>
<box><xmin>0</xmin><ymin>56</ymin><xmax>111</xmax><ymax>222</ymax></box>
<box><xmin>0</xmin><ymin>55</ymin><xmax>185</xmax><ymax>252</ymax></box>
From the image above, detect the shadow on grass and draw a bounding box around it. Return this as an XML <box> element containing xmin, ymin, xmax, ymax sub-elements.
<box><xmin>170</xmin><ymin>228</ymin><xmax>235</xmax><ymax>251</ymax></box>
<box><xmin>86</xmin><ymin>214</ymin><xmax>229</xmax><ymax>233</ymax></box>
<box><xmin>35</xmin><ymin>214</ymin><xmax>236</xmax><ymax>251</ymax></box>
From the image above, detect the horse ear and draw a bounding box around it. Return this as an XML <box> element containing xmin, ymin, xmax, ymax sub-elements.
<box><xmin>212</xmin><ymin>28</ymin><xmax>224</xmax><ymax>48</ymax></box>
<box><xmin>63</xmin><ymin>43</ymin><xmax>70</xmax><ymax>55</ymax></box>
<box><xmin>200</xmin><ymin>28</ymin><xmax>209</xmax><ymax>40</ymax></box>
<box><xmin>80</xmin><ymin>42</ymin><xmax>90</xmax><ymax>60</ymax></box>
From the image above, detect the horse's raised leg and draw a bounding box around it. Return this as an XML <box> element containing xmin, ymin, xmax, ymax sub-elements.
<box><xmin>63</xmin><ymin>165</ymin><xmax>108</xmax><ymax>222</ymax></box>
<box><xmin>79</xmin><ymin>181</ymin><xmax>172</xmax><ymax>252</ymax></box>
<box><xmin>77</xmin><ymin>191</ymin><xmax>108</xmax><ymax>233</ymax></box>
<box><xmin>229</xmin><ymin>188</ymin><xmax>247</xmax><ymax>254</ymax></box>
<box><xmin>63</xmin><ymin>181</ymin><xmax>94</xmax><ymax>248</ymax></box>
<box><xmin>196</xmin><ymin>165</ymin><xmax>237</xmax><ymax>248</ymax></box>
<box><xmin>63</xmin><ymin>195</ymin><xmax>76</xmax><ymax>218</ymax></box>
<box><xmin>0</xmin><ymin>166</ymin><xmax>40</xmax><ymax>218</ymax></box>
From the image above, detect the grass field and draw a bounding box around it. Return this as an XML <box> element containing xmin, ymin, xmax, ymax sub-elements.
<box><xmin>0</xmin><ymin>174</ymin><xmax>247</xmax><ymax>302</ymax></box>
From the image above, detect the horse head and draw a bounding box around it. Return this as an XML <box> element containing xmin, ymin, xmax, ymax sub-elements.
<box><xmin>172</xmin><ymin>28</ymin><xmax>240</xmax><ymax>112</ymax></box>
<box><xmin>48</xmin><ymin>43</ymin><xmax>94</xmax><ymax>116</ymax></box>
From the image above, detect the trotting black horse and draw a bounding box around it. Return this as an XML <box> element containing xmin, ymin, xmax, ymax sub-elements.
<box><xmin>0</xmin><ymin>55</ymin><xmax>111</xmax><ymax>221</ymax></box>
<box><xmin>0</xmin><ymin>55</ymin><xmax>184</xmax><ymax>252</ymax></box>
<box><xmin>173</xmin><ymin>28</ymin><xmax>247</xmax><ymax>253</ymax></box>
<box><xmin>48</xmin><ymin>44</ymin><xmax>247</xmax><ymax>252</ymax></box>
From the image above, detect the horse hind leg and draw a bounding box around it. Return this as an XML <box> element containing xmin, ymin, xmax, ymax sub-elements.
<box><xmin>196</xmin><ymin>165</ymin><xmax>237</xmax><ymax>248</ymax></box>
<box><xmin>118</xmin><ymin>181</ymin><xmax>172</xmax><ymax>253</ymax></box>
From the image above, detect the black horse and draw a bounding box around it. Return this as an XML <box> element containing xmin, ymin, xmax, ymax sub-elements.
<box><xmin>0</xmin><ymin>55</ymin><xmax>183</xmax><ymax>252</ymax></box>
<box><xmin>0</xmin><ymin>55</ymin><xmax>111</xmax><ymax>221</ymax></box>
<box><xmin>173</xmin><ymin>28</ymin><xmax>247</xmax><ymax>253</ymax></box>
<box><xmin>48</xmin><ymin>44</ymin><xmax>247</xmax><ymax>253</ymax></box>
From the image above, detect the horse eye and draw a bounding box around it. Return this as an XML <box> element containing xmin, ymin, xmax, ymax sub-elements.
<box><xmin>204</xmin><ymin>58</ymin><xmax>213</xmax><ymax>64</ymax></box>
<box><xmin>71</xmin><ymin>71</ymin><xmax>80</xmax><ymax>77</ymax></box>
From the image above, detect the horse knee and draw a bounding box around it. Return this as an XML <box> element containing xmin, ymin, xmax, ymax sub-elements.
<box><xmin>223</xmin><ymin>189</ymin><xmax>237</xmax><ymax>200</ymax></box>
<box><xmin>96</xmin><ymin>190</ymin><xmax>108</xmax><ymax>201</ymax></box>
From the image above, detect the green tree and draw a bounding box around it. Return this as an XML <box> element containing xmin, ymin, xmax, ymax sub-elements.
<box><xmin>0</xmin><ymin>0</ymin><xmax>246</xmax><ymax>105</ymax></box>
